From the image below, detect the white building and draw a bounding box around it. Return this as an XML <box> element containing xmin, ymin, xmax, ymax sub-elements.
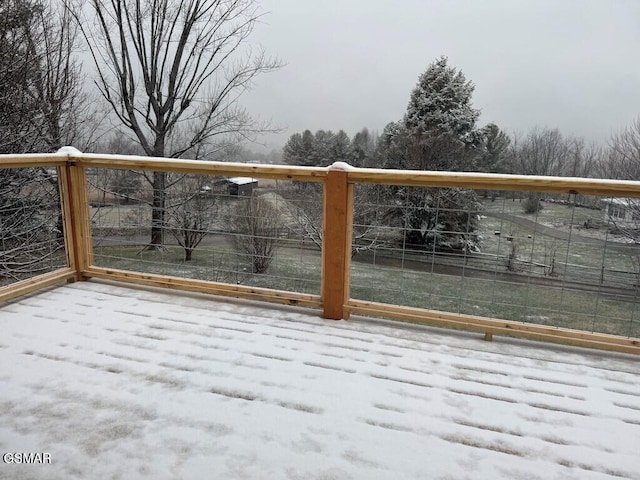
<box><xmin>601</xmin><ymin>197</ymin><xmax>640</xmax><ymax>227</ymax></box>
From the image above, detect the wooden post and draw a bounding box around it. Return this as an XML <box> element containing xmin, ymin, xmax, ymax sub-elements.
<box><xmin>58</xmin><ymin>157</ymin><xmax>93</xmax><ymax>281</ymax></box>
<box><xmin>58</xmin><ymin>164</ymin><xmax>76</xmax><ymax>276</ymax></box>
<box><xmin>322</xmin><ymin>164</ymin><xmax>354</xmax><ymax>320</ymax></box>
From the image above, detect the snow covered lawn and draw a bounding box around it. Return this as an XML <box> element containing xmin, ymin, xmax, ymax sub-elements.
<box><xmin>1</xmin><ymin>280</ymin><xmax>639</xmax><ymax>479</ymax></box>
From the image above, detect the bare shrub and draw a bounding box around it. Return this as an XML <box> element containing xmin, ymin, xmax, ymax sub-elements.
<box><xmin>523</xmin><ymin>194</ymin><xmax>543</xmax><ymax>214</ymax></box>
<box><xmin>232</xmin><ymin>196</ymin><xmax>282</xmax><ymax>274</ymax></box>
<box><xmin>166</xmin><ymin>176</ymin><xmax>217</xmax><ymax>262</ymax></box>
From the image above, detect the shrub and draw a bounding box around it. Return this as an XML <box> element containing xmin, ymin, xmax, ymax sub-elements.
<box><xmin>523</xmin><ymin>194</ymin><xmax>543</xmax><ymax>214</ymax></box>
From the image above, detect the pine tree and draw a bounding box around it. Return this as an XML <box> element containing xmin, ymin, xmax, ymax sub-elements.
<box><xmin>330</xmin><ymin>130</ymin><xmax>351</xmax><ymax>164</ymax></box>
<box><xmin>350</xmin><ymin>128</ymin><xmax>377</xmax><ymax>167</ymax></box>
<box><xmin>478</xmin><ymin>123</ymin><xmax>511</xmax><ymax>173</ymax></box>
<box><xmin>283</xmin><ymin>130</ymin><xmax>316</xmax><ymax>166</ymax></box>
<box><xmin>312</xmin><ymin>130</ymin><xmax>335</xmax><ymax>166</ymax></box>
<box><xmin>283</xmin><ymin>129</ymin><xmax>351</xmax><ymax>167</ymax></box>
<box><xmin>379</xmin><ymin>56</ymin><xmax>482</xmax><ymax>251</ymax></box>
<box><xmin>405</xmin><ymin>55</ymin><xmax>480</xmax><ymax>142</ymax></box>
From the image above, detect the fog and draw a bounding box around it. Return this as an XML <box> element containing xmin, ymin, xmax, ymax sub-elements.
<box><xmin>241</xmin><ymin>0</ymin><xmax>640</xmax><ymax>152</ymax></box>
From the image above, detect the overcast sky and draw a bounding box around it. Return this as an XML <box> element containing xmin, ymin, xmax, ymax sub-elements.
<box><xmin>241</xmin><ymin>0</ymin><xmax>640</xmax><ymax>152</ymax></box>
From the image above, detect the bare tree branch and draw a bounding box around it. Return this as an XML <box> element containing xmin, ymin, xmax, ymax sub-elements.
<box><xmin>69</xmin><ymin>0</ymin><xmax>282</xmax><ymax>249</ymax></box>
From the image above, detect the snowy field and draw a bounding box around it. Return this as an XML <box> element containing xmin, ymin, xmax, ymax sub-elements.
<box><xmin>0</xmin><ymin>280</ymin><xmax>639</xmax><ymax>480</ymax></box>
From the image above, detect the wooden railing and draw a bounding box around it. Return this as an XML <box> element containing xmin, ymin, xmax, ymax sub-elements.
<box><xmin>2</xmin><ymin>149</ymin><xmax>640</xmax><ymax>355</ymax></box>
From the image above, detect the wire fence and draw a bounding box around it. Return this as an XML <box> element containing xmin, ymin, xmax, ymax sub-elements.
<box><xmin>0</xmin><ymin>167</ymin><xmax>66</xmax><ymax>286</ymax></box>
<box><xmin>85</xmin><ymin>168</ymin><xmax>640</xmax><ymax>338</ymax></box>
<box><xmin>349</xmin><ymin>186</ymin><xmax>640</xmax><ymax>338</ymax></box>
<box><xmin>2</xmin><ymin>156</ymin><xmax>640</xmax><ymax>348</ymax></box>
<box><xmin>87</xmin><ymin>169</ymin><xmax>323</xmax><ymax>296</ymax></box>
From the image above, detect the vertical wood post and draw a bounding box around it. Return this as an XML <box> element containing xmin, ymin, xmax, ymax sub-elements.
<box><xmin>58</xmin><ymin>155</ymin><xmax>93</xmax><ymax>281</ymax></box>
<box><xmin>322</xmin><ymin>164</ymin><xmax>354</xmax><ymax>320</ymax></box>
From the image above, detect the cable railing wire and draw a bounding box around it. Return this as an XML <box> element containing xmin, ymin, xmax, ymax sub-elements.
<box><xmin>0</xmin><ymin>167</ymin><xmax>66</xmax><ymax>286</ymax></box>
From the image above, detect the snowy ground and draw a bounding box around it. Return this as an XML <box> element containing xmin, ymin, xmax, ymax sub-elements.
<box><xmin>0</xmin><ymin>280</ymin><xmax>639</xmax><ymax>480</ymax></box>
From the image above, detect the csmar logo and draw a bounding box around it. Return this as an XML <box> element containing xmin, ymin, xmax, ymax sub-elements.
<box><xmin>3</xmin><ymin>452</ymin><xmax>51</xmax><ymax>464</ymax></box>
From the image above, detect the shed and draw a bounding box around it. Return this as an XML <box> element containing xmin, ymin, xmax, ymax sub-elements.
<box><xmin>227</xmin><ymin>177</ymin><xmax>258</xmax><ymax>196</ymax></box>
<box><xmin>601</xmin><ymin>197</ymin><xmax>640</xmax><ymax>227</ymax></box>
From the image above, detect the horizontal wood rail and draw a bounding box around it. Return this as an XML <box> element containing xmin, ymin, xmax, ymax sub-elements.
<box><xmin>1</xmin><ymin>150</ymin><xmax>640</xmax><ymax>355</ymax></box>
<box><xmin>76</xmin><ymin>154</ymin><xmax>327</xmax><ymax>182</ymax></box>
<box><xmin>0</xmin><ymin>153</ymin><xmax>70</xmax><ymax>169</ymax></box>
<box><xmin>0</xmin><ymin>269</ymin><xmax>76</xmax><ymax>304</ymax></box>
<box><xmin>348</xmin><ymin>168</ymin><xmax>640</xmax><ymax>198</ymax></box>
<box><xmin>346</xmin><ymin>300</ymin><xmax>640</xmax><ymax>355</ymax></box>
<box><xmin>85</xmin><ymin>267</ymin><xmax>322</xmax><ymax>309</ymax></box>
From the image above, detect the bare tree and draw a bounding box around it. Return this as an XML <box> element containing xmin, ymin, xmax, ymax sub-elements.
<box><xmin>0</xmin><ymin>0</ymin><xmax>41</xmax><ymax>153</ymax></box>
<box><xmin>605</xmin><ymin>117</ymin><xmax>640</xmax><ymax>180</ymax></box>
<box><xmin>562</xmin><ymin>138</ymin><xmax>601</xmax><ymax>179</ymax></box>
<box><xmin>281</xmin><ymin>183</ymin><xmax>323</xmax><ymax>249</ymax></box>
<box><xmin>26</xmin><ymin>1</ymin><xmax>89</xmax><ymax>151</ymax></box>
<box><xmin>542</xmin><ymin>238</ymin><xmax>561</xmax><ymax>276</ymax></box>
<box><xmin>280</xmin><ymin>182</ymin><xmax>388</xmax><ymax>258</ymax></box>
<box><xmin>512</xmin><ymin>127</ymin><xmax>569</xmax><ymax>177</ymax></box>
<box><xmin>232</xmin><ymin>196</ymin><xmax>281</xmax><ymax>274</ymax></box>
<box><xmin>0</xmin><ymin>0</ymin><xmax>92</xmax><ymax>152</ymax></box>
<box><xmin>72</xmin><ymin>0</ymin><xmax>281</xmax><ymax>250</ymax></box>
<box><xmin>0</xmin><ymin>0</ymin><xmax>89</xmax><ymax>283</ymax></box>
<box><xmin>98</xmin><ymin>133</ymin><xmax>146</xmax><ymax>201</ymax></box>
<box><xmin>600</xmin><ymin>118</ymin><xmax>640</xmax><ymax>243</ymax></box>
<box><xmin>166</xmin><ymin>175</ymin><xmax>217</xmax><ymax>262</ymax></box>
<box><xmin>109</xmin><ymin>169</ymin><xmax>141</xmax><ymax>204</ymax></box>
<box><xmin>512</xmin><ymin>127</ymin><xmax>572</xmax><ymax>213</ymax></box>
<box><xmin>0</xmin><ymin>168</ymin><xmax>64</xmax><ymax>284</ymax></box>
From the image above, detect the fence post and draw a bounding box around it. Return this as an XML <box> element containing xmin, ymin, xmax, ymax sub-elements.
<box><xmin>57</xmin><ymin>148</ymin><xmax>93</xmax><ymax>281</ymax></box>
<box><xmin>322</xmin><ymin>163</ymin><xmax>354</xmax><ymax>320</ymax></box>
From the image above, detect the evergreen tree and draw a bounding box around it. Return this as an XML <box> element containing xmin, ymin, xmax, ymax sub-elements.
<box><xmin>312</xmin><ymin>130</ymin><xmax>335</xmax><ymax>166</ymax></box>
<box><xmin>376</xmin><ymin>121</ymin><xmax>406</xmax><ymax>169</ymax></box>
<box><xmin>405</xmin><ymin>55</ymin><xmax>480</xmax><ymax>142</ymax></box>
<box><xmin>283</xmin><ymin>129</ymin><xmax>352</xmax><ymax>166</ymax></box>
<box><xmin>389</xmin><ymin>56</ymin><xmax>482</xmax><ymax>171</ymax></box>
<box><xmin>478</xmin><ymin>123</ymin><xmax>511</xmax><ymax>173</ymax></box>
<box><xmin>378</xmin><ymin>56</ymin><xmax>482</xmax><ymax>251</ymax></box>
<box><xmin>350</xmin><ymin>128</ymin><xmax>377</xmax><ymax>167</ymax></box>
<box><xmin>283</xmin><ymin>129</ymin><xmax>315</xmax><ymax>166</ymax></box>
<box><xmin>300</xmin><ymin>130</ymin><xmax>316</xmax><ymax>165</ymax></box>
<box><xmin>330</xmin><ymin>130</ymin><xmax>351</xmax><ymax>164</ymax></box>
<box><xmin>282</xmin><ymin>132</ymin><xmax>303</xmax><ymax>165</ymax></box>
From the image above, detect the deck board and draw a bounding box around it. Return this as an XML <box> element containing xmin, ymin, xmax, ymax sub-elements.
<box><xmin>1</xmin><ymin>280</ymin><xmax>639</xmax><ymax>479</ymax></box>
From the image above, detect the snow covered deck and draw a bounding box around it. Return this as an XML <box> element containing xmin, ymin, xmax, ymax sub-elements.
<box><xmin>1</xmin><ymin>281</ymin><xmax>639</xmax><ymax>480</ymax></box>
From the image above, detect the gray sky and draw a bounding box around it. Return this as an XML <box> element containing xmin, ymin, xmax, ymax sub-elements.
<box><xmin>241</xmin><ymin>0</ymin><xmax>640</xmax><ymax>152</ymax></box>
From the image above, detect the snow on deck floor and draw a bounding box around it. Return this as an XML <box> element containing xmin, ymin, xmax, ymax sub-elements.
<box><xmin>0</xmin><ymin>281</ymin><xmax>639</xmax><ymax>480</ymax></box>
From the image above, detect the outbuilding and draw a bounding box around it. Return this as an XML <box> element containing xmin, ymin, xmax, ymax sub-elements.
<box><xmin>601</xmin><ymin>197</ymin><xmax>640</xmax><ymax>227</ymax></box>
<box><xmin>227</xmin><ymin>177</ymin><xmax>258</xmax><ymax>196</ymax></box>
